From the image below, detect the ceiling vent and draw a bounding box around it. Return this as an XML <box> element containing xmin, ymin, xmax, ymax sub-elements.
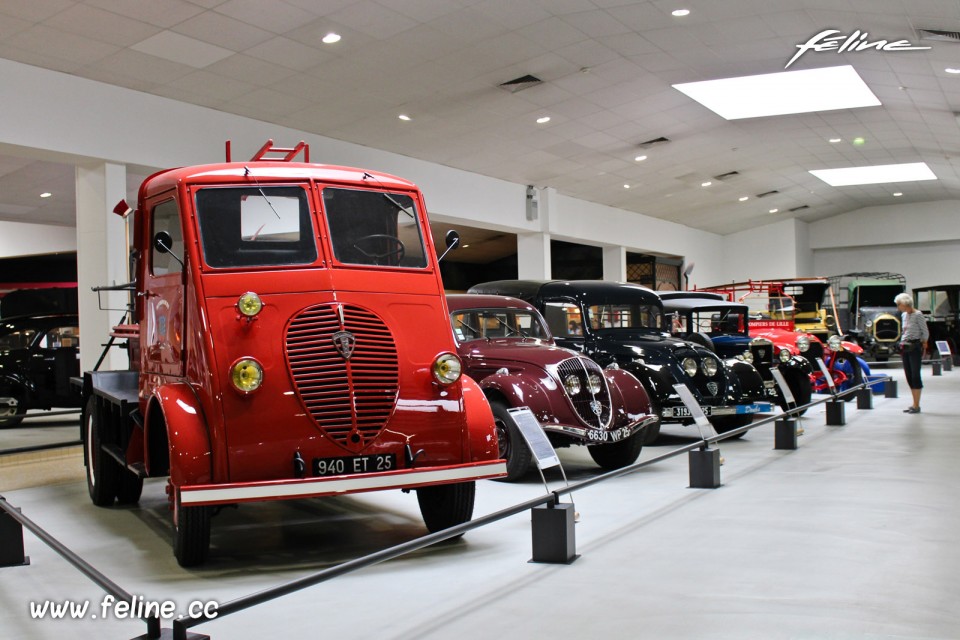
<box><xmin>498</xmin><ymin>74</ymin><xmax>543</xmax><ymax>93</ymax></box>
<box><xmin>713</xmin><ymin>170</ymin><xmax>740</xmax><ymax>181</ymax></box>
<box><xmin>917</xmin><ymin>29</ymin><xmax>960</xmax><ymax>42</ymax></box>
<box><xmin>788</xmin><ymin>205</ymin><xmax>810</xmax><ymax>212</ymax></box>
<box><xmin>756</xmin><ymin>189</ymin><xmax>780</xmax><ymax>198</ymax></box>
<box><xmin>637</xmin><ymin>136</ymin><xmax>670</xmax><ymax>149</ymax></box>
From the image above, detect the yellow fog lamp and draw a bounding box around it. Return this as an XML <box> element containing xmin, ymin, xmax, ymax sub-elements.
<box><xmin>433</xmin><ymin>353</ymin><xmax>462</xmax><ymax>385</ymax></box>
<box><xmin>231</xmin><ymin>358</ymin><xmax>264</xmax><ymax>393</ymax></box>
<box><xmin>237</xmin><ymin>292</ymin><xmax>263</xmax><ymax>318</ymax></box>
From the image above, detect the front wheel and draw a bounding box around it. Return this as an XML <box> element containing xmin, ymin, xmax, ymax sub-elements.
<box><xmin>491</xmin><ymin>402</ymin><xmax>532</xmax><ymax>482</ymax></box>
<box><xmin>417</xmin><ymin>481</ymin><xmax>475</xmax><ymax>536</ymax></box>
<box><xmin>588</xmin><ymin>431</ymin><xmax>643</xmax><ymax>470</ymax></box>
<box><xmin>173</xmin><ymin>490</ymin><xmax>212</xmax><ymax>568</ymax></box>
<box><xmin>0</xmin><ymin>392</ymin><xmax>26</xmax><ymax>428</ymax></box>
<box><xmin>84</xmin><ymin>397</ymin><xmax>119</xmax><ymax>506</ymax></box>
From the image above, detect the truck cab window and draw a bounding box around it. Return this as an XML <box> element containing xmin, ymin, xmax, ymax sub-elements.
<box><xmin>151</xmin><ymin>200</ymin><xmax>183</xmax><ymax>276</ymax></box>
<box><xmin>322</xmin><ymin>188</ymin><xmax>427</xmax><ymax>268</ymax></box>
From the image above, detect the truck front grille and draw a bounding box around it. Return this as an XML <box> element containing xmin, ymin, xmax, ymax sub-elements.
<box><xmin>875</xmin><ymin>318</ymin><xmax>900</xmax><ymax>341</ymax></box>
<box><xmin>286</xmin><ymin>303</ymin><xmax>399</xmax><ymax>452</ymax></box>
<box><xmin>556</xmin><ymin>357</ymin><xmax>612</xmax><ymax>429</ymax></box>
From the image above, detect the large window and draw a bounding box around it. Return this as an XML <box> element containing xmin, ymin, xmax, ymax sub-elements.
<box><xmin>195</xmin><ymin>186</ymin><xmax>317</xmax><ymax>268</ymax></box>
<box><xmin>322</xmin><ymin>188</ymin><xmax>427</xmax><ymax>268</ymax></box>
<box><xmin>586</xmin><ymin>303</ymin><xmax>661</xmax><ymax>332</ymax></box>
<box><xmin>151</xmin><ymin>200</ymin><xmax>183</xmax><ymax>276</ymax></box>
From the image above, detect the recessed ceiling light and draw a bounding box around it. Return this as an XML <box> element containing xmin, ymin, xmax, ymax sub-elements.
<box><xmin>462</xmin><ymin>244</ymin><xmax>470</xmax><ymax>248</ymax></box>
<box><xmin>398</xmin><ymin>114</ymin><xmax>411</xmax><ymax>121</ymax></box>
<box><xmin>829</xmin><ymin>138</ymin><xmax>842</xmax><ymax>143</ymax></box>
<box><xmin>672</xmin><ymin>65</ymin><xmax>881</xmax><ymax>120</ymax></box>
<box><xmin>536</xmin><ymin>116</ymin><xmax>551</xmax><ymax>124</ymax></box>
<box><xmin>40</xmin><ymin>192</ymin><xmax>52</xmax><ymax>198</ymax></box>
<box><xmin>700</xmin><ymin>181</ymin><xmax>712</xmax><ymax>187</ymax></box>
<box><xmin>893</xmin><ymin>192</ymin><xmax>903</xmax><ymax>197</ymax></box>
<box><xmin>852</xmin><ymin>136</ymin><xmax>866</xmax><ymax>146</ymax></box>
<box><xmin>738</xmin><ymin>196</ymin><xmax>749</xmax><ymax>202</ymax></box>
<box><xmin>672</xmin><ymin>9</ymin><xmax>690</xmax><ymax>17</ymax></box>
<box><xmin>946</xmin><ymin>68</ymin><xmax>960</xmax><ymax>74</ymax></box>
<box><xmin>322</xmin><ymin>33</ymin><xmax>341</xmax><ymax>44</ymax></box>
<box><xmin>769</xmin><ymin>208</ymin><xmax>779</xmax><ymax>214</ymax></box>
<box><xmin>634</xmin><ymin>155</ymin><xmax>647</xmax><ymax>162</ymax></box>
<box><xmin>809</xmin><ymin>162</ymin><xmax>937</xmax><ymax>186</ymax></box>
<box><xmin>623</xmin><ymin>184</ymin><xmax>631</xmax><ymax>189</ymax></box>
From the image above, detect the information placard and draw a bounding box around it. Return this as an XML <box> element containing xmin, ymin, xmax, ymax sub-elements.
<box><xmin>936</xmin><ymin>340</ymin><xmax>952</xmax><ymax>356</ymax></box>
<box><xmin>672</xmin><ymin>383</ymin><xmax>719</xmax><ymax>440</ymax></box>
<box><xmin>815</xmin><ymin>357</ymin><xmax>836</xmax><ymax>392</ymax></box>
<box><xmin>508</xmin><ymin>407</ymin><xmax>561</xmax><ymax>470</ymax></box>
<box><xmin>770</xmin><ymin>367</ymin><xmax>795</xmax><ymax>406</ymax></box>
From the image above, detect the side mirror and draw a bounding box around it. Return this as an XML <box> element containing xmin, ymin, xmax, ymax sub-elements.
<box><xmin>154</xmin><ymin>231</ymin><xmax>173</xmax><ymax>254</ymax></box>
<box><xmin>437</xmin><ymin>230</ymin><xmax>461</xmax><ymax>263</ymax></box>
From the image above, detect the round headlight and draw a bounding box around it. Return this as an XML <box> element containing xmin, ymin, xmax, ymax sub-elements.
<box><xmin>796</xmin><ymin>336</ymin><xmax>810</xmax><ymax>352</ymax></box>
<box><xmin>703</xmin><ymin>357</ymin><xmax>719</xmax><ymax>377</ymax></box>
<box><xmin>779</xmin><ymin>348</ymin><xmax>792</xmax><ymax>363</ymax></box>
<box><xmin>231</xmin><ymin>358</ymin><xmax>263</xmax><ymax>393</ymax></box>
<box><xmin>237</xmin><ymin>292</ymin><xmax>263</xmax><ymax>317</ymax></box>
<box><xmin>564</xmin><ymin>374</ymin><xmax>582</xmax><ymax>396</ymax></box>
<box><xmin>741</xmin><ymin>350</ymin><xmax>754</xmax><ymax>364</ymax></box>
<box><xmin>865</xmin><ymin>320</ymin><xmax>873</xmax><ymax>328</ymax></box>
<box><xmin>827</xmin><ymin>335</ymin><xmax>842</xmax><ymax>351</ymax></box>
<box><xmin>587</xmin><ymin>374</ymin><xmax>603</xmax><ymax>394</ymax></box>
<box><xmin>433</xmin><ymin>353</ymin><xmax>462</xmax><ymax>385</ymax></box>
<box><xmin>682</xmin><ymin>357</ymin><xmax>698</xmax><ymax>377</ymax></box>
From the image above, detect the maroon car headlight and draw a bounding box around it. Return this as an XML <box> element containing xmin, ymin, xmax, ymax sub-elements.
<box><xmin>563</xmin><ymin>374</ymin><xmax>582</xmax><ymax>396</ymax></box>
<box><xmin>433</xmin><ymin>353</ymin><xmax>462</xmax><ymax>385</ymax></box>
<box><xmin>586</xmin><ymin>374</ymin><xmax>603</xmax><ymax>394</ymax></box>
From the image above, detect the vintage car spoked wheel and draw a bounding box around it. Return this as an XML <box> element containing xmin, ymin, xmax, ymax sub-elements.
<box><xmin>588</xmin><ymin>431</ymin><xmax>643</xmax><ymax>470</ymax></box>
<box><xmin>0</xmin><ymin>391</ymin><xmax>26</xmax><ymax>428</ymax></box>
<box><xmin>84</xmin><ymin>397</ymin><xmax>120</xmax><ymax>506</ymax></box>
<box><xmin>710</xmin><ymin>415</ymin><xmax>753</xmax><ymax>438</ymax></box>
<box><xmin>352</xmin><ymin>234</ymin><xmax>405</xmax><ymax>263</ymax></box>
<box><xmin>491</xmin><ymin>402</ymin><xmax>532</xmax><ymax>481</ymax></box>
<box><xmin>416</xmin><ymin>481</ymin><xmax>475</xmax><ymax>537</ymax></box>
<box><xmin>172</xmin><ymin>484</ymin><xmax>212</xmax><ymax>568</ymax></box>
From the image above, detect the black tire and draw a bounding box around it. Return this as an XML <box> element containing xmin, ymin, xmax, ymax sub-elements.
<box><xmin>116</xmin><ymin>471</ymin><xmax>144</xmax><ymax>505</ymax></box>
<box><xmin>174</xmin><ymin>500</ymin><xmax>212</xmax><ymax>568</ymax></box>
<box><xmin>491</xmin><ymin>401</ymin><xmax>533</xmax><ymax>482</ymax></box>
<box><xmin>0</xmin><ymin>391</ymin><xmax>26</xmax><ymax>428</ymax></box>
<box><xmin>84</xmin><ymin>397</ymin><xmax>119</xmax><ymax>507</ymax></box>
<box><xmin>710</xmin><ymin>415</ymin><xmax>753</xmax><ymax>439</ymax></box>
<box><xmin>416</xmin><ymin>481</ymin><xmax>475</xmax><ymax>535</ymax></box>
<box><xmin>779</xmin><ymin>371</ymin><xmax>812</xmax><ymax>416</ymax></box>
<box><xmin>588</xmin><ymin>431</ymin><xmax>643</xmax><ymax>470</ymax></box>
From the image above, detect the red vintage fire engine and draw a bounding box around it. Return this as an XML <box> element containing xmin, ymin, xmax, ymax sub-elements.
<box><xmin>80</xmin><ymin>141</ymin><xmax>506</xmax><ymax>566</ymax></box>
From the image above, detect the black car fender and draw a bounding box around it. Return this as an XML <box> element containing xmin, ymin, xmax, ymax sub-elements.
<box><xmin>0</xmin><ymin>371</ymin><xmax>35</xmax><ymax>398</ymax></box>
<box><xmin>725</xmin><ymin>358</ymin><xmax>765</xmax><ymax>399</ymax></box>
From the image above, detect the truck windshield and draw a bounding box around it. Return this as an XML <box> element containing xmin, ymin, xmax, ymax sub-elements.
<box><xmin>195</xmin><ymin>186</ymin><xmax>317</xmax><ymax>268</ymax></box>
<box><xmin>322</xmin><ymin>188</ymin><xmax>428</xmax><ymax>269</ymax></box>
<box><xmin>586</xmin><ymin>303</ymin><xmax>661</xmax><ymax>332</ymax></box>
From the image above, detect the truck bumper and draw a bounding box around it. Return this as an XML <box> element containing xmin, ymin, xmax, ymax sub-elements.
<box><xmin>180</xmin><ymin>460</ymin><xmax>507</xmax><ymax>506</ymax></box>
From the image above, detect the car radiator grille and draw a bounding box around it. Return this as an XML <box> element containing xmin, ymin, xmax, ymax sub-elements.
<box><xmin>676</xmin><ymin>349</ymin><xmax>727</xmax><ymax>402</ymax></box>
<box><xmin>750</xmin><ymin>340</ymin><xmax>775</xmax><ymax>365</ymax></box>
<box><xmin>286</xmin><ymin>303</ymin><xmax>399</xmax><ymax>452</ymax></box>
<box><xmin>874</xmin><ymin>318</ymin><xmax>900</xmax><ymax>341</ymax></box>
<box><xmin>556</xmin><ymin>357</ymin><xmax>612</xmax><ymax>429</ymax></box>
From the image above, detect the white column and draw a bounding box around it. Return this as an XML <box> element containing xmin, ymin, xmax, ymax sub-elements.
<box><xmin>602</xmin><ymin>245</ymin><xmax>627</xmax><ymax>282</ymax></box>
<box><xmin>517</xmin><ymin>232</ymin><xmax>551</xmax><ymax>279</ymax></box>
<box><xmin>76</xmin><ymin>162</ymin><xmax>129</xmax><ymax>371</ymax></box>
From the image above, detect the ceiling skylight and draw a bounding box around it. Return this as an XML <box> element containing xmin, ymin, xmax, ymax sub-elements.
<box><xmin>809</xmin><ymin>162</ymin><xmax>937</xmax><ymax>186</ymax></box>
<box><xmin>672</xmin><ymin>65</ymin><xmax>880</xmax><ymax>120</ymax></box>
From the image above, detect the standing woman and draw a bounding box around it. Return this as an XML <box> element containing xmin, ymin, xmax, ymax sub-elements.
<box><xmin>895</xmin><ymin>293</ymin><xmax>929</xmax><ymax>413</ymax></box>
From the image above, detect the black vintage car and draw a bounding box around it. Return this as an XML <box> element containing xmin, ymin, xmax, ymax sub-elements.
<box><xmin>914</xmin><ymin>284</ymin><xmax>960</xmax><ymax>364</ymax></box>
<box><xmin>468</xmin><ymin>281</ymin><xmax>772</xmax><ymax>435</ymax></box>
<box><xmin>659</xmin><ymin>291</ymin><xmax>812</xmax><ymax>411</ymax></box>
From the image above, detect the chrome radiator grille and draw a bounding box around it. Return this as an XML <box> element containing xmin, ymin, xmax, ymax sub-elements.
<box><xmin>874</xmin><ymin>318</ymin><xmax>900</xmax><ymax>341</ymax></box>
<box><xmin>556</xmin><ymin>357</ymin><xmax>612</xmax><ymax>429</ymax></box>
<box><xmin>286</xmin><ymin>303</ymin><xmax>399</xmax><ymax>452</ymax></box>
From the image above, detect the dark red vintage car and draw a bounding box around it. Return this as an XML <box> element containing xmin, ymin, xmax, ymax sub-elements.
<box><xmin>447</xmin><ymin>294</ymin><xmax>656</xmax><ymax>481</ymax></box>
<box><xmin>79</xmin><ymin>140</ymin><xmax>506</xmax><ymax>566</ymax></box>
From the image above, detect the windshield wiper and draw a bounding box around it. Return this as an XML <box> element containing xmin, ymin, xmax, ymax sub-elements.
<box><xmin>381</xmin><ymin>193</ymin><xmax>415</xmax><ymax>219</ymax></box>
<box><xmin>244</xmin><ymin>166</ymin><xmax>281</xmax><ymax>220</ymax></box>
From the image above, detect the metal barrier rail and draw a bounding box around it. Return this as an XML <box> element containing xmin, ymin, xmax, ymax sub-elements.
<box><xmin>0</xmin><ymin>440</ymin><xmax>82</xmax><ymax>457</ymax></box>
<box><xmin>0</xmin><ymin>496</ymin><xmax>161</xmax><ymax>639</ymax></box>
<box><xmin>17</xmin><ymin>409</ymin><xmax>82</xmax><ymax>421</ymax></box>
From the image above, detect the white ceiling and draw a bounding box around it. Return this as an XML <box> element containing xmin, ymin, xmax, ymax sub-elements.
<box><xmin>2</xmin><ymin>0</ymin><xmax>960</xmax><ymax>235</ymax></box>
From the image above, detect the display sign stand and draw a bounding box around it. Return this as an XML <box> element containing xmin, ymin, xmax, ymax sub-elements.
<box><xmin>673</xmin><ymin>384</ymin><xmax>722</xmax><ymax>489</ymax></box>
<box><xmin>816</xmin><ymin>358</ymin><xmax>846</xmax><ymax>426</ymax></box>
<box><xmin>0</xmin><ymin>507</ymin><xmax>29</xmax><ymax>567</ymax></box>
<box><xmin>770</xmin><ymin>368</ymin><xmax>798</xmax><ymax>450</ymax></box>
<box><xmin>938</xmin><ymin>341</ymin><xmax>953</xmax><ymax>371</ymax></box>
<box><xmin>508</xmin><ymin>408</ymin><xmax>578</xmax><ymax>565</ymax></box>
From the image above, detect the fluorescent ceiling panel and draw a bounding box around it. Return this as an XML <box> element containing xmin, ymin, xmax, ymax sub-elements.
<box><xmin>809</xmin><ymin>162</ymin><xmax>937</xmax><ymax>186</ymax></box>
<box><xmin>132</xmin><ymin>31</ymin><xmax>234</xmax><ymax>69</ymax></box>
<box><xmin>673</xmin><ymin>65</ymin><xmax>881</xmax><ymax>120</ymax></box>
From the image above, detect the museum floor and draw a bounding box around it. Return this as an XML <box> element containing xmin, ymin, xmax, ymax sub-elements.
<box><xmin>2</xmin><ymin>365</ymin><xmax>958</xmax><ymax>640</ymax></box>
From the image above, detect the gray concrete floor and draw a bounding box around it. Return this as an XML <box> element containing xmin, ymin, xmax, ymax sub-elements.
<box><xmin>2</xmin><ymin>366</ymin><xmax>958</xmax><ymax>640</ymax></box>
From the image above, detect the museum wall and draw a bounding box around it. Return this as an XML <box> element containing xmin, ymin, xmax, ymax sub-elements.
<box><xmin>814</xmin><ymin>240</ymin><xmax>960</xmax><ymax>290</ymax></box>
<box><xmin>0</xmin><ymin>220</ymin><xmax>77</xmax><ymax>256</ymax></box>
<box><xmin>718</xmin><ymin>218</ymin><xmax>812</xmax><ymax>285</ymax></box>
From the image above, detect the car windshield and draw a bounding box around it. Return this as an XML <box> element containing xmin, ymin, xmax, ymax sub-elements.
<box><xmin>673</xmin><ymin>308</ymin><xmax>747</xmax><ymax>336</ymax></box>
<box><xmin>0</xmin><ymin>327</ymin><xmax>37</xmax><ymax>350</ymax></box>
<box><xmin>585</xmin><ymin>303</ymin><xmax>662</xmax><ymax>332</ymax></box>
<box><xmin>854</xmin><ymin>285</ymin><xmax>904</xmax><ymax>308</ymax></box>
<box><xmin>451</xmin><ymin>309</ymin><xmax>549</xmax><ymax>342</ymax></box>
<box><xmin>195</xmin><ymin>186</ymin><xmax>318</xmax><ymax>268</ymax></box>
<box><xmin>322</xmin><ymin>188</ymin><xmax>428</xmax><ymax>269</ymax></box>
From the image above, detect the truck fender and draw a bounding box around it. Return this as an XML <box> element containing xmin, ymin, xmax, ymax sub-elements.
<box><xmin>604</xmin><ymin>368</ymin><xmax>651</xmax><ymax>417</ymax></box>
<box><xmin>146</xmin><ymin>383</ymin><xmax>212</xmax><ymax>486</ymax></box>
<box><xmin>460</xmin><ymin>374</ymin><xmax>499</xmax><ymax>463</ymax></box>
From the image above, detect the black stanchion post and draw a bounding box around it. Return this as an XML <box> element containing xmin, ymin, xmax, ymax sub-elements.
<box><xmin>825</xmin><ymin>399</ymin><xmax>846</xmax><ymax>426</ymax></box>
<box><xmin>774</xmin><ymin>418</ymin><xmax>798</xmax><ymax>450</ymax></box>
<box><xmin>856</xmin><ymin>387</ymin><xmax>874</xmax><ymax>409</ymax></box>
<box><xmin>0</xmin><ymin>507</ymin><xmax>30</xmax><ymax>567</ymax></box>
<box><xmin>530</xmin><ymin>501</ymin><xmax>578</xmax><ymax>564</ymax></box>
<box><xmin>932</xmin><ymin>360</ymin><xmax>942</xmax><ymax>376</ymax></box>
<box><xmin>944</xmin><ymin>357</ymin><xmax>953</xmax><ymax>372</ymax></box>
<box><xmin>688</xmin><ymin>447</ymin><xmax>721</xmax><ymax>488</ymax></box>
<box><xmin>885</xmin><ymin>379</ymin><xmax>898</xmax><ymax>398</ymax></box>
